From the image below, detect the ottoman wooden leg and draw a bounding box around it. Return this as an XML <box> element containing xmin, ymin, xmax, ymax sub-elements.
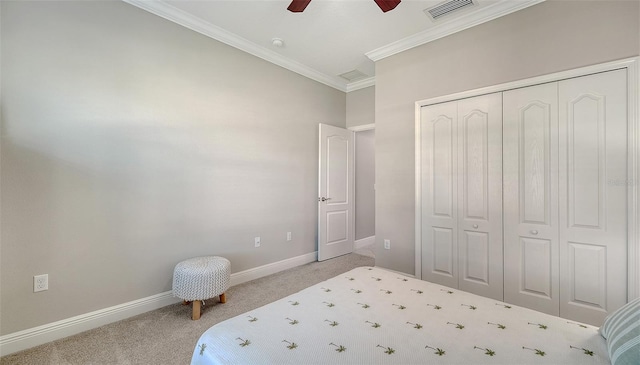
<box><xmin>192</xmin><ymin>300</ymin><xmax>201</xmax><ymax>320</ymax></box>
<box><xmin>219</xmin><ymin>293</ymin><xmax>227</xmax><ymax>303</ymax></box>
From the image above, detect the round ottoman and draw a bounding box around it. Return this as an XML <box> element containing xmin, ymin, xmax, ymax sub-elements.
<box><xmin>172</xmin><ymin>256</ymin><xmax>230</xmax><ymax>320</ymax></box>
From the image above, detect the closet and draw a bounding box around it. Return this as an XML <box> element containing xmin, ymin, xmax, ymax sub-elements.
<box><xmin>419</xmin><ymin>69</ymin><xmax>629</xmax><ymax>325</ymax></box>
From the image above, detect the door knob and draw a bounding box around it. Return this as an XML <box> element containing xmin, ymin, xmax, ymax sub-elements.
<box><xmin>320</xmin><ymin>197</ymin><xmax>332</xmax><ymax>202</ymax></box>
<box><xmin>531</xmin><ymin>230</ymin><xmax>538</xmax><ymax>235</ymax></box>
<box><xmin>473</xmin><ymin>224</ymin><xmax>479</xmax><ymax>229</ymax></box>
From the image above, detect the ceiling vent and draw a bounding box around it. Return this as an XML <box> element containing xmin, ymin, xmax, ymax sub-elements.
<box><xmin>339</xmin><ymin>69</ymin><xmax>368</xmax><ymax>82</ymax></box>
<box><xmin>425</xmin><ymin>0</ymin><xmax>475</xmax><ymax>20</ymax></box>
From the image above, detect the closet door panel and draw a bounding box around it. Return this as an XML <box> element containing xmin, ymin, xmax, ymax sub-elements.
<box><xmin>521</xmin><ymin>238</ymin><xmax>553</xmax><ymax>296</ymax></box>
<box><xmin>432</xmin><ymin>227</ymin><xmax>455</xmax><ymax>276</ymax></box>
<box><xmin>503</xmin><ymin>83</ymin><xmax>559</xmax><ymax>315</ymax></box>
<box><xmin>568</xmin><ymin>243</ymin><xmax>606</xmax><ymax>308</ymax></box>
<box><xmin>461</xmin><ymin>231</ymin><xmax>489</xmax><ymax>284</ymax></box>
<box><xmin>559</xmin><ymin>69</ymin><xmax>628</xmax><ymax>326</ymax></box>
<box><xmin>462</xmin><ymin>111</ymin><xmax>489</xmax><ymax>220</ymax></box>
<box><xmin>457</xmin><ymin>93</ymin><xmax>503</xmax><ymax>301</ymax></box>
<box><xmin>421</xmin><ymin>101</ymin><xmax>458</xmax><ymax>288</ymax></box>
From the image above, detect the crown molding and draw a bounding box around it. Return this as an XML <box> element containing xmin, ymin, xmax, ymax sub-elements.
<box><xmin>346</xmin><ymin>77</ymin><xmax>376</xmax><ymax>92</ymax></box>
<box><xmin>366</xmin><ymin>0</ymin><xmax>545</xmax><ymax>62</ymax></box>
<box><xmin>123</xmin><ymin>0</ymin><xmax>544</xmax><ymax>92</ymax></box>
<box><xmin>122</xmin><ymin>0</ymin><xmax>349</xmax><ymax>92</ymax></box>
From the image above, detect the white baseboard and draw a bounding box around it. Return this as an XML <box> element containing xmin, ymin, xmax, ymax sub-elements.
<box><xmin>0</xmin><ymin>292</ymin><xmax>180</xmax><ymax>357</ymax></box>
<box><xmin>354</xmin><ymin>235</ymin><xmax>375</xmax><ymax>250</ymax></box>
<box><xmin>229</xmin><ymin>251</ymin><xmax>317</xmax><ymax>287</ymax></box>
<box><xmin>377</xmin><ymin>266</ymin><xmax>416</xmax><ymax>278</ymax></box>
<box><xmin>0</xmin><ymin>251</ymin><xmax>318</xmax><ymax>357</ymax></box>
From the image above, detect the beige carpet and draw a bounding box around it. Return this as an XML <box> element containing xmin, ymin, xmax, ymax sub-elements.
<box><xmin>1</xmin><ymin>252</ymin><xmax>374</xmax><ymax>365</ymax></box>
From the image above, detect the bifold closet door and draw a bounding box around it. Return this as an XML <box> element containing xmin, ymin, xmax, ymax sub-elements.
<box><xmin>421</xmin><ymin>93</ymin><xmax>503</xmax><ymax>300</ymax></box>
<box><xmin>558</xmin><ymin>69</ymin><xmax>628</xmax><ymax>325</ymax></box>
<box><xmin>456</xmin><ymin>94</ymin><xmax>503</xmax><ymax>301</ymax></box>
<box><xmin>421</xmin><ymin>101</ymin><xmax>458</xmax><ymax>289</ymax></box>
<box><xmin>503</xmin><ymin>82</ymin><xmax>559</xmax><ymax>315</ymax></box>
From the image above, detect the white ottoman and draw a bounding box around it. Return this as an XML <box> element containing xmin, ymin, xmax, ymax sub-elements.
<box><xmin>172</xmin><ymin>256</ymin><xmax>230</xmax><ymax>320</ymax></box>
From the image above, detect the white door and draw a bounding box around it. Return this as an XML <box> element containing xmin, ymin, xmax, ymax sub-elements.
<box><xmin>421</xmin><ymin>101</ymin><xmax>459</xmax><ymax>288</ymax></box>
<box><xmin>421</xmin><ymin>93</ymin><xmax>503</xmax><ymax>300</ymax></box>
<box><xmin>558</xmin><ymin>69</ymin><xmax>628</xmax><ymax>325</ymax></box>
<box><xmin>318</xmin><ymin>124</ymin><xmax>354</xmax><ymax>261</ymax></box>
<box><xmin>503</xmin><ymin>82</ymin><xmax>560</xmax><ymax>315</ymax></box>
<box><xmin>456</xmin><ymin>93</ymin><xmax>503</xmax><ymax>301</ymax></box>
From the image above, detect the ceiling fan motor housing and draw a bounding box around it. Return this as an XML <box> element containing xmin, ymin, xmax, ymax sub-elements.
<box><xmin>287</xmin><ymin>0</ymin><xmax>401</xmax><ymax>13</ymax></box>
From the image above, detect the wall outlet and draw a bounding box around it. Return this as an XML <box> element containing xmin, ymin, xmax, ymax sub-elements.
<box><xmin>254</xmin><ymin>237</ymin><xmax>261</xmax><ymax>248</ymax></box>
<box><xmin>287</xmin><ymin>232</ymin><xmax>292</xmax><ymax>241</ymax></box>
<box><xmin>384</xmin><ymin>239</ymin><xmax>391</xmax><ymax>250</ymax></box>
<box><xmin>34</xmin><ymin>274</ymin><xmax>48</xmax><ymax>292</ymax></box>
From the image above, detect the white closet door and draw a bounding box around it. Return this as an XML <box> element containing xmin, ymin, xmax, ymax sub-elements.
<box><xmin>559</xmin><ymin>69</ymin><xmax>628</xmax><ymax>325</ymax></box>
<box><xmin>457</xmin><ymin>93</ymin><xmax>503</xmax><ymax>300</ymax></box>
<box><xmin>421</xmin><ymin>101</ymin><xmax>458</xmax><ymax>289</ymax></box>
<box><xmin>503</xmin><ymin>83</ymin><xmax>559</xmax><ymax>315</ymax></box>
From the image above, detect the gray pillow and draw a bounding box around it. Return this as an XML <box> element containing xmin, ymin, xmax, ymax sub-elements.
<box><xmin>599</xmin><ymin>297</ymin><xmax>640</xmax><ymax>365</ymax></box>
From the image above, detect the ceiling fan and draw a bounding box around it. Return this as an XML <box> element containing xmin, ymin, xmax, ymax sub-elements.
<box><xmin>287</xmin><ymin>0</ymin><xmax>401</xmax><ymax>13</ymax></box>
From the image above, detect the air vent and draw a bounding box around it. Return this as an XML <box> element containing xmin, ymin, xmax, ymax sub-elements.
<box><xmin>339</xmin><ymin>70</ymin><xmax>368</xmax><ymax>82</ymax></box>
<box><xmin>425</xmin><ymin>0</ymin><xmax>474</xmax><ymax>20</ymax></box>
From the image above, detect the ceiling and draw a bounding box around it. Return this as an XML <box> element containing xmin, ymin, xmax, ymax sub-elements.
<box><xmin>124</xmin><ymin>0</ymin><xmax>544</xmax><ymax>92</ymax></box>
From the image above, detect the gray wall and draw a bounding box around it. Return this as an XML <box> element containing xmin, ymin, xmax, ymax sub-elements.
<box><xmin>355</xmin><ymin>129</ymin><xmax>375</xmax><ymax>240</ymax></box>
<box><xmin>0</xmin><ymin>1</ymin><xmax>346</xmax><ymax>335</ymax></box>
<box><xmin>346</xmin><ymin>86</ymin><xmax>375</xmax><ymax>128</ymax></box>
<box><xmin>374</xmin><ymin>0</ymin><xmax>640</xmax><ymax>274</ymax></box>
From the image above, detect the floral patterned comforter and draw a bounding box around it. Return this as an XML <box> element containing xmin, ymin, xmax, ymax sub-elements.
<box><xmin>191</xmin><ymin>266</ymin><xmax>608</xmax><ymax>364</ymax></box>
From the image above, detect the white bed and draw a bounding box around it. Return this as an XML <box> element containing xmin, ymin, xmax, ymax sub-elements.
<box><xmin>191</xmin><ymin>266</ymin><xmax>610</xmax><ymax>364</ymax></box>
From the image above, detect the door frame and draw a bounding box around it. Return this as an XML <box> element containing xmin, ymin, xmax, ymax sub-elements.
<box><xmin>349</xmin><ymin>124</ymin><xmax>376</xmax><ymax>250</ymax></box>
<box><xmin>414</xmin><ymin>57</ymin><xmax>639</xmax><ymax>300</ymax></box>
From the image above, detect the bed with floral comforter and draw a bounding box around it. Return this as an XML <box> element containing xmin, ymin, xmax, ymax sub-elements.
<box><xmin>191</xmin><ymin>266</ymin><xmax>608</xmax><ymax>364</ymax></box>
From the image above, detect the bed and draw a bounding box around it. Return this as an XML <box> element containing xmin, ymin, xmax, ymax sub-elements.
<box><xmin>191</xmin><ymin>266</ymin><xmax>628</xmax><ymax>364</ymax></box>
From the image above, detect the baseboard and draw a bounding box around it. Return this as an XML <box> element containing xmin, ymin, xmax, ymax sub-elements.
<box><xmin>0</xmin><ymin>251</ymin><xmax>318</xmax><ymax>357</ymax></box>
<box><xmin>377</xmin><ymin>266</ymin><xmax>416</xmax><ymax>278</ymax></box>
<box><xmin>229</xmin><ymin>251</ymin><xmax>317</xmax><ymax>287</ymax></box>
<box><xmin>354</xmin><ymin>235</ymin><xmax>375</xmax><ymax>250</ymax></box>
<box><xmin>0</xmin><ymin>291</ymin><xmax>180</xmax><ymax>357</ymax></box>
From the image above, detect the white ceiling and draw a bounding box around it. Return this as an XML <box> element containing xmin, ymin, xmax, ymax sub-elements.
<box><xmin>124</xmin><ymin>0</ymin><xmax>544</xmax><ymax>91</ymax></box>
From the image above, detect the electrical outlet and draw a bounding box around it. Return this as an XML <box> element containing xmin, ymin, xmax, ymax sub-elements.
<box><xmin>34</xmin><ymin>274</ymin><xmax>48</xmax><ymax>292</ymax></box>
<box><xmin>254</xmin><ymin>237</ymin><xmax>261</xmax><ymax>248</ymax></box>
<box><xmin>384</xmin><ymin>239</ymin><xmax>391</xmax><ymax>250</ymax></box>
<box><xmin>287</xmin><ymin>232</ymin><xmax>292</xmax><ymax>241</ymax></box>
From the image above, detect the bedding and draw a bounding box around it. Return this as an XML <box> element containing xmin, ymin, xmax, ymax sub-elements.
<box><xmin>191</xmin><ymin>266</ymin><xmax>609</xmax><ymax>364</ymax></box>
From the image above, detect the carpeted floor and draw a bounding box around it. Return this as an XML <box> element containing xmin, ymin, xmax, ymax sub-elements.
<box><xmin>0</xmin><ymin>252</ymin><xmax>374</xmax><ymax>365</ymax></box>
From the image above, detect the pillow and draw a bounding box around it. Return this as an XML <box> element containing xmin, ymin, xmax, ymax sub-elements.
<box><xmin>599</xmin><ymin>297</ymin><xmax>640</xmax><ymax>365</ymax></box>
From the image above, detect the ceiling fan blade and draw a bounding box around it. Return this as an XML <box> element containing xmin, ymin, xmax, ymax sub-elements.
<box><xmin>287</xmin><ymin>0</ymin><xmax>312</xmax><ymax>12</ymax></box>
<box><xmin>374</xmin><ymin>0</ymin><xmax>401</xmax><ymax>12</ymax></box>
